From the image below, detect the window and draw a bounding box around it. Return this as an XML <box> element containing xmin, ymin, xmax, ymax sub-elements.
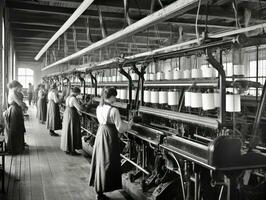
<box><xmin>17</xmin><ymin>68</ymin><xmax>34</xmax><ymax>88</ymax></box>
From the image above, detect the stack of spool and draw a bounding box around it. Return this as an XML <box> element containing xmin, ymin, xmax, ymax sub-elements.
<box><xmin>122</xmin><ymin>75</ymin><xmax>127</xmax><ymax>82</ymax></box>
<box><xmin>98</xmin><ymin>88</ymin><xmax>102</xmax><ymax>96</ymax></box>
<box><xmin>120</xmin><ymin>89</ymin><xmax>128</xmax><ymax>100</ymax></box>
<box><xmin>108</xmin><ymin>76</ymin><xmax>112</xmax><ymax>82</ymax></box>
<box><xmin>117</xmin><ymin>74</ymin><xmax>122</xmax><ymax>82</ymax></box>
<box><xmin>117</xmin><ymin>89</ymin><xmax>121</xmax><ymax>99</ymax></box>
<box><xmin>201</xmin><ymin>66</ymin><xmax>215</xmax><ymax>78</ymax></box>
<box><xmin>202</xmin><ymin>93</ymin><xmax>215</xmax><ymax>110</ymax></box>
<box><xmin>151</xmin><ymin>91</ymin><xmax>159</xmax><ymax>104</ymax></box>
<box><xmin>214</xmin><ymin>92</ymin><xmax>220</xmax><ymax>107</ymax></box>
<box><xmin>112</xmin><ymin>76</ymin><xmax>116</xmax><ymax>82</ymax></box>
<box><xmin>144</xmin><ymin>90</ymin><xmax>151</xmax><ymax>103</ymax></box>
<box><xmin>226</xmin><ymin>93</ymin><xmax>241</xmax><ymax>112</ymax></box>
<box><xmin>131</xmin><ymin>73</ymin><xmax>138</xmax><ymax>81</ymax></box>
<box><xmin>190</xmin><ymin>92</ymin><xmax>202</xmax><ymax>108</ymax></box>
<box><xmin>149</xmin><ymin>73</ymin><xmax>156</xmax><ymax>81</ymax></box>
<box><xmin>159</xmin><ymin>91</ymin><xmax>168</xmax><ymax>104</ymax></box>
<box><xmin>156</xmin><ymin>71</ymin><xmax>165</xmax><ymax>80</ymax></box>
<box><xmin>103</xmin><ymin>76</ymin><xmax>107</xmax><ymax>82</ymax></box>
<box><xmin>173</xmin><ymin>69</ymin><xmax>183</xmax><ymax>79</ymax></box>
<box><xmin>183</xmin><ymin>69</ymin><xmax>191</xmax><ymax>79</ymax></box>
<box><xmin>144</xmin><ymin>73</ymin><xmax>150</xmax><ymax>81</ymax></box>
<box><xmin>191</xmin><ymin>69</ymin><xmax>202</xmax><ymax>78</ymax></box>
<box><xmin>185</xmin><ymin>91</ymin><xmax>191</xmax><ymax>107</ymax></box>
<box><xmin>165</xmin><ymin>70</ymin><xmax>173</xmax><ymax>80</ymax></box>
<box><xmin>168</xmin><ymin>90</ymin><xmax>179</xmax><ymax>106</ymax></box>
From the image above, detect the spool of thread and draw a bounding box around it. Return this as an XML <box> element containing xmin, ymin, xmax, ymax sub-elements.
<box><xmin>226</xmin><ymin>94</ymin><xmax>241</xmax><ymax>112</ymax></box>
<box><xmin>122</xmin><ymin>75</ymin><xmax>127</xmax><ymax>82</ymax></box>
<box><xmin>108</xmin><ymin>76</ymin><xmax>112</xmax><ymax>82</ymax></box>
<box><xmin>201</xmin><ymin>67</ymin><xmax>214</xmax><ymax>78</ymax></box>
<box><xmin>190</xmin><ymin>92</ymin><xmax>202</xmax><ymax>108</ymax></box>
<box><xmin>183</xmin><ymin>70</ymin><xmax>191</xmax><ymax>79</ymax></box>
<box><xmin>234</xmin><ymin>65</ymin><xmax>245</xmax><ymax>76</ymax></box>
<box><xmin>98</xmin><ymin>88</ymin><xmax>102</xmax><ymax>95</ymax></box>
<box><xmin>214</xmin><ymin>92</ymin><xmax>220</xmax><ymax>107</ymax></box>
<box><xmin>151</xmin><ymin>91</ymin><xmax>159</xmax><ymax>104</ymax></box>
<box><xmin>98</xmin><ymin>76</ymin><xmax>102</xmax><ymax>83</ymax></box>
<box><xmin>97</xmin><ymin>88</ymin><xmax>100</xmax><ymax>95</ymax></box>
<box><xmin>120</xmin><ymin>89</ymin><xmax>127</xmax><ymax>100</ymax></box>
<box><xmin>87</xmin><ymin>87</ymin><xmax>91</xmax><ymax>95</ymax></box>
<box><xmin>131</xmin><ymin>73</ymin><xmax>138</xmax><ymax>81</ymax></box>
<box><xmin>156</xmin><ymin>71</ymin><xmax>165</xmax><ymax>80</ymax></box>
<box><xmin>168</xmin><ymin>91</ymin><xmax>179</xmax><ymax>106</ymax></box>
<box><xmin>117</xmin><ymin>89</ymin><xmax>121</xmax><ymax>99</ymax></box>
<box><xmin>149</xmin><ymin>73</ymin><xmax>156</xmax><ymax>81</ymax></box>
<box><xmin>159</xmin><ymin>91</ymin><xmax>168</xmax><ymax>104</ymax></box>
<box><xmin>112</xmin><ymin>76</ymin><xmax>117</xmax><ymax>82</ymax></box>
<box><xmin>103</xmin><ymin>77</ymin><xmax>107</xmax><ymax>82</ymax></box>
<box><xmin>116</xmin><ymin>75</ymin><xmax>122</xmax><ymax>82</ymax></box>
<box><xmin>144</xmin><ymin>73</ymin><xmax>150</xmax><ymax>81</ymax></box>
<box><xmin>202</xmin><ymin>93</ymin><xmax>215</xmax><ymax>110</ymax></box>
<box><xmin>144</xmin><ymin>90</ymin><xmax>151</xmax><ymax>103</ymax></box>
<box><xmin>173</xmin><ymin>69</ymin><xmax>183</xmax><ymax>79</ymax></box>
<box><xmin>191</xmin><ymin>69</ymin><xmax>202</xmax><ymax>78</ymax></box>
<box><xmin>185</xmin><ymin>92</ymin><xmax>191</xmax><ymax>107</ymax></box>
<box><xmin>165</xmin><ymin>70</ymin><xmax>173</xmax><ymax>80</ymax></box>
<box><xmin>132</xmin><ymin>89</ymin><xmax>136</xmax><ymax>100</ymax></box>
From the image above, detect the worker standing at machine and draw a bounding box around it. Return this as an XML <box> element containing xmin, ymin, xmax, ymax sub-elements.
<box><xmin>60</xmin><ymin>87</ymin><xmax>86</xmax><ymax>155</ymax></box>
<box><xmin>89</xmin><ymin>87</ymin><xmax>133</xmax><ymax>200</ymax></box>
<box><xmin>4</xmin><ymin>80</ymin><xmax>26</xmax><ymax>154</ymax></box>
<box><xmin>46</xmin><ymin>83</ymin><xmax>61</xmax><ymax>136</ymax></box>
<box><xmin>37</xmin><ymin>84</ymin><xmax>47</xmax><ymax>124</ymax></box>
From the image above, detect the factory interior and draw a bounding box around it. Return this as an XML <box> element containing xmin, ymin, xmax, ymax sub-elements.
<box><xmin>1</xmin><ymin>0</ymin><xmax>266</xmax><ymax>199</ymax></box>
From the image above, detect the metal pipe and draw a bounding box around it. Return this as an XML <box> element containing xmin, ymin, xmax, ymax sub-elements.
<box><xmin>120</xmin><ymin>154</ymin><xmax>150</xmax><ymax>175</ymax></box>
<box><xmin>35</xmin><ymin>0</ymin><xmax>94</xmax><ymax>61</ymax></box>
<box><xmin>206</xmin><ymin>49</ymin><xmax>226</xmax><ymax>126</ymax></box>
<box><xmin>256</xmin><ymin>46</ymin><xmax>259</xmax><ymax>101</ymax></box>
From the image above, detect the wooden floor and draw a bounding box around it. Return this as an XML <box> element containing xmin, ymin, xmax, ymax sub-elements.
<box><xmin>0</xmin><ymin>106</ymin><xmax>133</xmax><ymax>200</ymax></box>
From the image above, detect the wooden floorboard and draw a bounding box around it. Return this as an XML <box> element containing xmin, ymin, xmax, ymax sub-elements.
<box><xmin>0</xmin><ymin>106</ymin><xmax>132</xmax><ymax>200</ymax></box>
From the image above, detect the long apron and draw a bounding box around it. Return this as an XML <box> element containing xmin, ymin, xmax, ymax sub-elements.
<box><xmin>60</xmin><ymin>103</ymin><xmax>82</xmax><ymax>152</ymax></box>
<box><xmin>5</xmin><ymin>102</ymin><xmax>25</xmax><ymax>154</ymax></box>
<box><xmin>37</xmin><ymin>97</ymin><xmax>47</xmax><ymax>122</ymax></box>
<box><xmin>46</xmin><ymin>100</ymin><xmax>62</xmax><ymax>130</ymax></box>
<box><xmin>89</xmin><ymin>106</ymin><xmax>122</xmax><ymax>193</ymax></box>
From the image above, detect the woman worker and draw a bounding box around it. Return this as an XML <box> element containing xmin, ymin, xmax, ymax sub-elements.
<box><xmin>46</xmin><ymin>83</ymin><xmax>61</xmax><ymax>136</ymax></box>
<box><xmin>89</xmin><ymin>87</ymin><xmax>133</xmax><ymax>200</ymax></box>
<box><xmin>37</xmin><ymin>84</ymin><xmax>47</xmax><ymax>124</ymax></box>
<box><xmin>60</xmin><ymin>87</ymin><xmax>86</xmax><ymax>155</ymax></box>
<box><xmin>4</xmin><ymin>80</ymin><xmax>26</xmax><ymax>154</ymax></box>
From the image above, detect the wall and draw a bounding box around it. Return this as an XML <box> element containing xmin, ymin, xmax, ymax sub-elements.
<box><xmin>16</xmin><ymin>61</ymin><xmax>43</xmax><ymax>88</ymax></box>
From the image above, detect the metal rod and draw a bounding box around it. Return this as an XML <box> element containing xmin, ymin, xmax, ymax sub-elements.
<box><xmin>256</xmin><ymin>46</ymin><xmax>259</xmax><ymax>101</ymax></box>
<box><xmin>120</xmin><ymin>154</ymin><xmax>150</xmax><ymax>175</ymax></box>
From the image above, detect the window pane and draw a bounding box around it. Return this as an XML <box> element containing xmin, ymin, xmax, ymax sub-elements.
<box><xmin>18</xmin><ymin>68</ymin><xmax>26</xmax><ymax>76</ymax></box>
<box><xmin>25</xmin><ymin>68</ymin><xmax>33</xmax><ymax>76</ymax></box>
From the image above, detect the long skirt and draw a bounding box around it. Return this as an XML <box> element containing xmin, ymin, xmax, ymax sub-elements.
<box><xmin>37</xmin><ymin>98</ymin><xmax>47</xmax><ymax>122</ymax></box>
<box><xmin>5</xmin><ymin>104</ymin><xmax>25</xmax><ymax>154</ymax></box>
<box><xmin>60</xmin><ymin>107</ymin><xmax>82</xmax><ymax>152</ymax></box>
<box><xmin>46</xmin><ymin>100</ymin><xmax>61</xmax><ymax>130</ymax></box>
<box><xmin>89</xmin><ymin>124</ymin><xmax>122</xmax><ymax>193</ymax></box>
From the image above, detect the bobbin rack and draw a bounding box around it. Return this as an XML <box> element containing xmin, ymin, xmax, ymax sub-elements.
<box><xmin>44</xmin><ymin>34</ymin><xmax>266</xmax><ymax>200</ymax></box>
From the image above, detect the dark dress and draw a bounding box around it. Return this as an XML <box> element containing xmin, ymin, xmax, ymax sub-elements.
<box><xmin>46</xmin><ymin>94</ymin><xmax>62</xmax><ymax>131</ymax></box>
<box><xmin>60</xmin><ymin>95</ymin><xmax>82</xmax><ymax>153</ymax></box>
<box><xmin>89</xmin><ymin>106</ymin><xmax>122</xmax><ymax>193</ymax></box>
<box><xmin>37</xmin><ymin>90</ymin><xmax>47</xmax><ymax>122</ymax></box>
<box><xmin>4</xmin><ymin>102</ymin><xmax>25</xmax><ymax>154</ymax></box>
